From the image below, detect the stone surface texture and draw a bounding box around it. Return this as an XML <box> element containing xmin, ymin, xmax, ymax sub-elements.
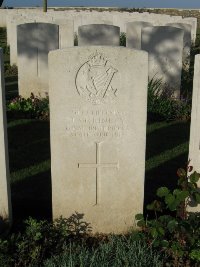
<box><xmin>188</xmin><ymin>54</ymin><xmax>200</xmax><ymax>212</ymax></box>
<box><xmin>142</xmin><ymin>26</ymin><xmax>184</xmax><ymax>98</ymax></box>
<box><xmin>126</xmin><ymin>21</ymin><xmax>153</xmax><ymax>49</ymax></box>
<box><xmin>167</xmin><ymin>22</ymin><xmax>192</xmax><ymax>68</ymax></box>
<box><xmin>17</xmin><ymin>22</ymin><xmax>59</xmax><ymax>97</ymax></box>
<box><xmin>0</xmin><ymin>49</ymin><xmax>12</xmax><ymax>224</ymax></box>
<box><xmin>49</xmin><ymin>46</ymin><xmax>148</xmax><ymax>233</ymax></box>
<box><xmin>78</xmin><ymin>24</ymin><xmax>120</xmax><ymax>46</ymax></box>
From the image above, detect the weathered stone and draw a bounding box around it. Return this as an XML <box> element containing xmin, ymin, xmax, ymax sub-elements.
<box><xmin>17</xmin><ymin>23</ymin><xmax>59</xmax><ymax>97</ymax></box>
<box><xmin>182</xmin><ymin>17</ymin><xmax>197</xmax><ymax>43</ymax></box>
<box><xmin>167</xmin><ymin>23</ymin><xmax>192</xmax><ymax>68</ymax></box>
<box><xmin>142</xmin><ymin>26</ymin><xmax>184</xmax><ymax>98</ymax></box>
<box><xmin>49</xmin><ymin>46</ymin><xmax>148</xmax><ymax>233</ymax></box>
<box><xmin>126</xmin><ymin>21</ymin><xmax>153</xmax><ymax>49</ymax></box>
<box><xmin>78</xmin><ymin>24</ymin><xmax>120</xmax><ymax>46</ymax></box>
<box><xmin>0</xmin><ymin>49</ymin><xmax>12</xmax><ymax>227</ymax></box>
<box><xmin>188</xmin><ymin>54</ymin><xmax>200</xmax><ymax>212</ymax></box>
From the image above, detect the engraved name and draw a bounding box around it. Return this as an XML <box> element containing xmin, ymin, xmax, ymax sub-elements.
<box><xmin>65</xmin><ymin>109</ymin><xmax>124</xmax><ymax>139</ymax></box>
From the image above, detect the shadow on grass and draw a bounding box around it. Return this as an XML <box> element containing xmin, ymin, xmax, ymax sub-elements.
<box><xmin>8</xmin><ymin>120</ymin><xmax>50</xmax><ymax>172</ymax></box>
<box><xmin>146</xmin><ymin>121</ymin><xmax>190</xmax><ymax>160</ymax></box>
<box><xmin>5</xmin><ymin>75</ymin><xmax>18</xmax><ymax>100</ymax></box>
<box><xmin>11</xmin><ymin>170</ymin><xmax>52</xmax><ymax>224</ymax></box>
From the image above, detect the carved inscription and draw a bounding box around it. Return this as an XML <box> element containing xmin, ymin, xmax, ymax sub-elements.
<box><xmin>65</xmin><ymin>109</ymin><xmax>124</xmax><ymax>140</ymax></box>
<box><xmin>78</xmin><ymin>142</ymin><xmax>119</xmax><ymax>205</ymax></box>
<box><xmin>75</xmin><ymin>52</ymin><xmax>118</xmax><ymax>105</ymax></box>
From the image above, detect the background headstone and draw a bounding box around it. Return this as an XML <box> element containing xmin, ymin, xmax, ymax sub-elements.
<box><xmin>0</xmin><ymin>49</ymin><xmax>12</xmax><ymax>227</ymax></box>
<box><xmin>49</xmin><ymin>46</ymin><xmax>148</xmax><ymax>233</ymax></box>
<box><xmin>17</xmin><ymin>23</ymin><xmax>59</xmax><ymax>97</ymax></box>
<box><xmin>142</xmin><ymin>26</ymin><xmax>184</xmax><ymax>98</ymax></box>
<box><xmin>167</xmin><ymin>23</ymin><xmax>192</xmax><ymax>69</ymax></box>
<box><xmin>188</xmin><ymin>54</ymin><xmax>200</xmax><ymax>212</ymax></box>
<box><xmin>78</xmin><ymin>24</ymin><xmax>120</xmax><ymax>46</ymax></box>
<box><xmin>126</xmin><ymin>21</ymin><xmax>153</xmax><ymax>49</ymax></box>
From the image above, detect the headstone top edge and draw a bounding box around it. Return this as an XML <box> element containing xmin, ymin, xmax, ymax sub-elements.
<box><xmin>48</xmin><ymin>46</ymin><xmax>149</xmax><ymax>57</ymax></box>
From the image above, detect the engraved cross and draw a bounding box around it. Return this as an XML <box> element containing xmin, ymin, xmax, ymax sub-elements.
<box><xmin>78</xmin><ymin>142</ymin><xmax>119</xmax><ymax>205</ymax></box>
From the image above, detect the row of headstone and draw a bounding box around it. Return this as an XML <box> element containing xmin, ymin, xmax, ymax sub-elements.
<box><xmin>5</xmin><ymin>9</ymin><xmax>197</xmax><ymax>45</ymax></box>
<box><xmin>16</xmin><ymin>22</ymin><xmax>186</xmax><ymax>99</ymax></box>
<box><xmin>1</xmin><ymin>43</ymin><xmax>200</xmax><ymax>233</ymax></box>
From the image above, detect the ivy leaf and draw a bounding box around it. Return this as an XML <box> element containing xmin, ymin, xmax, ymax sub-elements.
<box><xmin>190</xmin><ymin>172</ymin><xmax>200</xmax><ymax>183</ymax></box>
<box><xmin>150</xmin><ymin>228</ymin><xmax>158</xmax><ymax>238</ymax></box>
<box><xmin>135</xmin><ymin>214</ymin><xmax>144</xmax><ymax>221</ymax></box>
<box><xmin>167</xmin><ymin>220</ymin><xmax>178</xmax><ymax>233</ymax></box>
<box><xmin>157</xmin><ymin>187</ymin><xmax>170</xmax><ymax>197</ymax></box>
<box><xmin>161</xmin><ymin>240</ymin><xmax>169</xmax><ymax>248</ymax></box>
<box><xmin>194</xmin><ymin>193</ymin><xmax>200</xmax><ymax>204</ymax></box>
<box><xmin>177</xmin><ymin>168</ymin><xmax>186</xmax><ymax>178</ymax></box>
<box><xmin>165</xmin><ymin>193</ymin><xmax>175</xmax><ymax>206</ymax></box>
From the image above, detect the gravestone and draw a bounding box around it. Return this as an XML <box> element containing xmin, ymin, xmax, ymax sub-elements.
<box><xmin>78</xmin><ymin>24</ymin><xmax>120</xmax><ymax>46</ymax></box>
<box><xmin>188</xmin><ymin>54</ymin><xmax>200</xmax><ymax>212</ymax></box>
<box><xmin>182</xmin><ymin>17</ymin><xmax>197</xmax><ymax>43</ymax></box>
<box><xmin>126</xmin><ymin>21</ymin><xmax>153</xmax><ymax>49</ymax></box>
<box><xmin>167</xmin><ymin>23</ymin><xmax>192</xmax><ymax>69</ymax></box>
<box><xmin>0</xmin><ymin>49</ymin><xmax>12</xmax><ymax>226</ymax></box>
<box><xmin>11</xmin><ymin>18</ymin><xmax>73</xmax><ymax>65</ymax></box>
<box><xmin>49</xmin><ymin>46</ymin><xmax>148</xmax><ymax>233</ymax></box>
<box><xmin>142</xmin><ymin>26</ymin><xmax>184</xmax><ymax>98</ymax></box>
<box><xmin>17</xmin><ymin>23</ymin><xmax>59</xmax><ymax>97</ymax></box>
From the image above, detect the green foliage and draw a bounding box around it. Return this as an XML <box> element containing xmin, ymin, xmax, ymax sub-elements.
<box><xmin>0</xmin><ymin>214</ymin><xmax>92</xmax><ymax>267</ymax></box>
<box><xmin>44</xmin><ymin>235</ymin><xmax>164</xmax><ymax>267</ymax></box>
<box><xmin>120</xmin><ymin>32</ymin><xmax>126</xmax><ymax>46</ymax></box>
<box><xmin>7</xmin><ymin>93</ymin><xmax>49</xmax><ymax>120</ymax></box>
<box><xmin>148</xmin><ymin>78</ymin><xmax>191</xmax><ymax>121</ymax></box>
<box><xmin>136</xmin><ymin>165</ymin><xmax>200</xmax><ymax>266</ymax></box>
<box><xmin>4</xmin><ymin>63</ymin><xmax>17</xmax><ymax>77</ymax></box>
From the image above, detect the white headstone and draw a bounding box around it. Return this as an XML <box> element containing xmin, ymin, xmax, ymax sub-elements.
<box><xmin>78</xmin><ymin>24</ymin><xmax>120</xmax><ymax>46</ymax></box>
<box><xmin>142</xmin><ymin>26</ymin><xmax>184</xmax><ymax>98</ymax></box>
<box><xmin>188</xmin><ymin>54</ymin><xmax>200</xmax><ymax>212</ymax></box>
<box><xmin>49</xmin><ymin>46</ymin><xmax>148</xmax><ymax>233</ymax></box>
<box><xmin>17</xmin><ymin>23</ymin><xmax>59</xmax><ymax>98</ymax></box>
<box><xmin>167</xmin><ymin>23</ymin><xmax>192</xmax><ymax>69</ymax></box>
<box><xmin>0</xmin><ymin>49</ymin><xmax>12</xmax><ymax>227</ymax></box>
<box><xmin>126</xmin><ymin>21</ymin><xmax>153</xmax><ymax>49</ymax></box>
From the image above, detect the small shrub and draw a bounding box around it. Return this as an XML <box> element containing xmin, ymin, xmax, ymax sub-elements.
<box><xmin>0</xmin><ymin>214</ymin><xmax>92</xmax><ymax>267</ymax></box>
<box><xmin>7</xmin><ymin>93</ymin><xmax>49</xmax><ymax>120</ymax></box>
<box><xmin>136</xmin><ymin>165</ymin><xmax>200</xmax><ymax>266</ymax></box>
<box><xmin>4</xmin><ymin>63</ymin><xmax>17</xmax><ymax>76</ymax></box>
<box><xmin>148</xmin><ymin>78</ymin><xmax>191</xmax><ymax>121</ymax></box>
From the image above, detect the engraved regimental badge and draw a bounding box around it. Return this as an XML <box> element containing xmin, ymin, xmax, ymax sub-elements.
<box><xmin>75</xmin><ymin>52</ymin><xmax>118</xmax><ymax>105</ymax></box>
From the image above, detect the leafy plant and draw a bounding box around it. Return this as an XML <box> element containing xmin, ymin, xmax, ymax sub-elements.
<box><xmin>148</xmin><ymin>77</ymin><xmax>191</xmax><ymax>121</ymax></box>
<box><xmin>4</xmin><ymin>63</ymin><xmax>17</xmax><ymax>76</ymax></box>
<box><xmin>7</xmin><ymin>93</ymin><xmax>49</xmax><ymax>120</ymax></box>
<box><xmin>0</xmin><ymin>214</ymin><xmax>92</xmax><ymax>267</ymax></box>
<box><xmin>136</xmin><ymin>165</ymin><xmax>200</xmax><ymax>266</ymax></box>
